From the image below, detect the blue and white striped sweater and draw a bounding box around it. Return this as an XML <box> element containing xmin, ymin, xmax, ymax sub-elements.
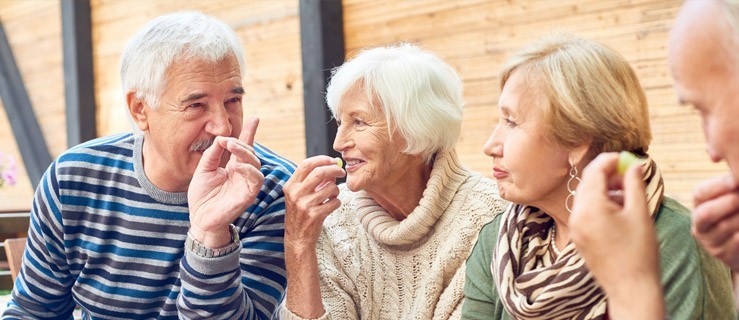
<box><xmin>3</xmin><ymin>133</ymin><xmax>295</xmax><ymax>320</ymax></box>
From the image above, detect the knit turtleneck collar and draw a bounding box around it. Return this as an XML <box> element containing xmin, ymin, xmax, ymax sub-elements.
<box><xmin>355</xmin><ymin>150</ymin><xmax>470</xmax><ymax>246</ymax></box>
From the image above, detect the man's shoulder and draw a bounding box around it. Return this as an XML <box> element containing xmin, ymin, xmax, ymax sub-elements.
<box><xmin>63</xmin><ymin>133</ymin><xmax>136</xmax><ymax>157</ymax></box>
<box><xmin>254</xmin><ymin>143</ymin><xmax>296</xmax><ymax>179</ymax></box>
<box><xmin>57</xmin><ymin>133</ymin><xmax>136</xmax><ymax>166</ymax></box>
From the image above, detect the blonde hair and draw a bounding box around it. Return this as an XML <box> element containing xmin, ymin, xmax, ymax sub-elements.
<box><xmin>499</xmin><ymin>33</ymin><xmax>651</xmax><ymax>157</ymax></box>
<box><xmin>326</xmin><ymin>43</ymin><xmax>464</xmax><ymax>163</ymax></box>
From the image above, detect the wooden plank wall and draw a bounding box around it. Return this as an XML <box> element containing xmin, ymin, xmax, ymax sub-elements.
<box><xmin>0</xmin><ymin>1</ymin><xmax>63</xmax><ymax>211</ymax></box>
<box><xmin>0</xmin><ymin>0</ymin><xmax>729</xmax><ymax>210</ymax></box>
<box><xmin>343</xmin><ymin>0</ymin><xmax>729</xmax><ymax>206</ymax></box>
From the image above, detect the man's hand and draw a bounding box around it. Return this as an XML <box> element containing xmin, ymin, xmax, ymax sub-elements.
<box><xmin>692</xmin><ymin>174</ymin><xmax>739</xmax><ymax>270</ymax></box>
<box><xmin>188</xmin><ymin>117</ymin><xmax>264</xmax><ymax>248</ymax></box>
<box><xmin>569</xmin><ymin>153</ymin><xmax>665</xmax><ymax>320</ymax></box>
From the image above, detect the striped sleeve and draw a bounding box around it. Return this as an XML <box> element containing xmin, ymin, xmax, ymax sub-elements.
<box><xmin>2</xmin><ymin>161</ymin><xmax>77</xmax><ymax>319</ymax></box>
<box><xmin>177</xmin><ymin>144</ymin><xmax>294</xmax><ymax>320</ymax></box>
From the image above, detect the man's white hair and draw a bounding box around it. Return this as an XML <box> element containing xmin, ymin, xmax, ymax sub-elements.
<box><xmin>120</xmin><ymin>11</ymin><xmax>246</xmax><ymax>109</ymax></box>
<box><xmin>326</xmin><ymin>43</ymin><xmax>464</xmax><ymax>164</ymax></box>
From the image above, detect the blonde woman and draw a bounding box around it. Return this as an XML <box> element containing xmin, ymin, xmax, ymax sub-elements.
<box><xmin>462</xmin><ymin>34</ymin><xmax>735</xmax><ymax>319</ymax></box>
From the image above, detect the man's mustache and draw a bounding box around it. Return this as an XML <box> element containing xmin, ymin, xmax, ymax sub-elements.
<box><xmin>190</xmin><ymin>138</ymin><xmax>215</xmax><ymax>152</ymax></box>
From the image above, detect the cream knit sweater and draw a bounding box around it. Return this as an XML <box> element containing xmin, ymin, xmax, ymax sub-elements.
<box><xmin>281</xmin><ymin>151</ymin><xmax>506</xmax><ymax>320</ymax></box>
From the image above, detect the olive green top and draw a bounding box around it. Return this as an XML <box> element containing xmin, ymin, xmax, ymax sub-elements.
<box><xmin>462</xmin><ymin>197</ymin><xmax>737</xmax><ymax>319</ymax></box>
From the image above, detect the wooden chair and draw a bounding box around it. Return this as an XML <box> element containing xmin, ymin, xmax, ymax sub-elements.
<box><xmin>4</xmin><ymin>237</ymin><xmax>26</xmax><ymax>282</ymax></box>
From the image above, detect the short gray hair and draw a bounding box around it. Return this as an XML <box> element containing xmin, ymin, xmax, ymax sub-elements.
<box><xmin>120</xmin><ymin>11</ymin><xmax>246</xmax><ymax>108</ymax></box>
<box><xmin>326</xmin><ymin>44</ymin><xmax>464</xmax><ymax>163</ymax></box>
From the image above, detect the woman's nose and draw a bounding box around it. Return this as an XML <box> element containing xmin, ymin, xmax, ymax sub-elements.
<box><xmin>333</xmin><ymin>126</ymin><xmax>352</xmax><ymax>152</ymax></box>
<box><xmin>483</xmin><ymin>124</ymin><xmax>504</xmax><ymax>158</ymax></box>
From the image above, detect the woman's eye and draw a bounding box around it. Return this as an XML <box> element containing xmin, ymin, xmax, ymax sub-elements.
<box><xmin>503</xmin><ymin>117</ymin><xmax>517</xmax><ymax>128</ymax></box>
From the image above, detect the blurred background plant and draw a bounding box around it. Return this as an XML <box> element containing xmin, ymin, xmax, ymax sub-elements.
<box><xmin>0</xmin><ymin>152</ymin><xmax>17</xmax><ymax>188</ymax></box>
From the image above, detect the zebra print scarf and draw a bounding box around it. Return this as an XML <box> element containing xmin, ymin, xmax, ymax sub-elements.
<box><xmin>492</xmin><ymin>158</ymin><xmax>664</xmax><ymax>319</ymax></box>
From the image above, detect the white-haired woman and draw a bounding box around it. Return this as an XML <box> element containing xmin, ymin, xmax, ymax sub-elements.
<box><xmin>279</xmin><ymin>44</ymin><xmax>507</xmax><ymax>319</ymax></box>
<box><xmin>462</xmin><ymin>34</ymin><xmax>735</xmax><ymax>319</ymax></box>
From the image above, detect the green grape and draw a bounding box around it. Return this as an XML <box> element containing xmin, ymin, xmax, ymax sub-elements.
<box><xmin>617</xmin><ymin>151</ymin><xmax>641</xmax><ymax>175</ymax></box>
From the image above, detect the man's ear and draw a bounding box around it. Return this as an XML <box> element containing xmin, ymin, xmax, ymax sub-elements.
<box><xmin>126</xmin><ymin>91</ymin><xmax>149</xmax><ymax>131</ymax></box>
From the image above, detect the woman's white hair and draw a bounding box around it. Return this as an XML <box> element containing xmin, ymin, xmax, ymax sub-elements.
<box><xmin>720</xmin><ymin>0</ymin><xmax>739</xmax><ymax>33</ymax></box>
<box><xmin>120</xmin><ymin>11</ymin><xmax>246</xmax><ymax>108</ymax></box>
<box><xmin>719</xmin><ymin>0</ymin><xmax>739</xmax><ymax>65</ymax></box>
<box><xmin>326</xmin><ymin>43</ymin><xmax>464</xmax><ymax>163</ymax></box>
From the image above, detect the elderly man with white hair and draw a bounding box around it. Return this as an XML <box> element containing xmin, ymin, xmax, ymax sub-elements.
<box><xmin>2</xmin><ymin>12</ymin><xmax>294</xmax><ymax>320</ymax></box>
<box><xmin>569</xmin><ymin>0</ymin><xmax>739</xmax><ymax>319</ymax></box>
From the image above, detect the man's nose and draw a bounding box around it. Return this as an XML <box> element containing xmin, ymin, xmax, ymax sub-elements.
<box><xmin>207</xmin><ymin>106</ymin><xmax>233</xmax><ymax>137</ymax></box>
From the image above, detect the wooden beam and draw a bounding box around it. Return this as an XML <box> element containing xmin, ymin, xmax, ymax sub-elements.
<box><xmin>0</xmin><ymin>21</ymin><xmax>52</xmax><ymax>188</ymax></box>
<box><xmin>299</xmin><ymin>0</ymin><xmax>345</xmax><ymax>158</ymax></box>
<box><xmin>62</xmin><ymin>0</ymin><xmax>97</xmax><ymax>147</ymax></box>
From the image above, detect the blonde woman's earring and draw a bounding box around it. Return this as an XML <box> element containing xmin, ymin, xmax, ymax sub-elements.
<box><xmin>565</xmin><ymin>162</ymin><xmax>581</xmax><ymax>214</ymax></box>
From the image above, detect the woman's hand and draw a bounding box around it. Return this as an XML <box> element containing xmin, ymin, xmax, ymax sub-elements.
<box><xmin>188</xmin><ymin>117</ymin><xmax>264</xmax><ymax>248</ymax></box>
<box><xmin>284</xmin><ymin>156</ymin><xmax>346</xmax><ymax>251</ymax></box>
<box><xmin>692</xmin><ymin>174</ymin><xmax>739</xmax><ymax>270</ymax></box>
<box><xmin>569</xmin><ymin>153</ymin><xmax>665</xmax><ymax>320</ymax></box>
<box><xmin>283</xmin><ymin>155</ymin><xmax>345</xmax><ymax>319</ymax></box>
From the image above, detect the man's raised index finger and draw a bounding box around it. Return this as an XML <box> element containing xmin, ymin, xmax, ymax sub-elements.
<box><xmin>240</xmin><ymin>116</ymin><xmax>260</xmax><ymax>147</ymax></box>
